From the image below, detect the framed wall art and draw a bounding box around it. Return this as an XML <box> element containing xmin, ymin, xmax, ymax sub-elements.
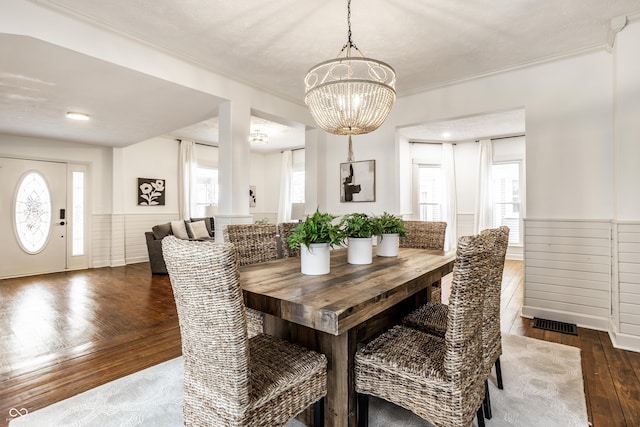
<box><xmin>249</xmin><ymin>185</ymin><xmax>256</xmax><ymax>207</ymax></box>
<box><xmin>340</xmin><ymin>160</ymin><xmax>375</xmax><ymax>202</ymax></box>
<box><xmin>138</xmin><ymin>178</ymin><xmax>166</xmax><ymax>206</ymax></box>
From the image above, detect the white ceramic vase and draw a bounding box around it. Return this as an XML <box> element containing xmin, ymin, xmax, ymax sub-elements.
<box><xmin>376</xmin><ymin>233</ymin><xmax>400</xmax><ymax>257</ymax></box>
<box><xmin>347</xmin><ymin>237</ymin><xmax>373</xmax><ymax>265</ymax></box>
<box><xmin>300</xmin><ymin>243</ymin><xmax>331</xmax><ymax>275</ymax></box>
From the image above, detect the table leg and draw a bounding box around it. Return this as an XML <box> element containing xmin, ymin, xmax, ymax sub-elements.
<box><xmin>263</xmin><ymin>315</ymin><xmax>358</xmax><ymax>427</ymax></box>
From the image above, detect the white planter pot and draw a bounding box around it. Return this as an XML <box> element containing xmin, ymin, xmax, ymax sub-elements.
<box><xmin>347</xmin><ymin>237</ymin><xmax>373</xmax><ymax>265</ymax></box>
<box><xmin>300</xmin><ymin>243</ymin><xmax>331</xmax><ymax>275</ymax></box>
<box><xmin>376</xmin><ymin>233</ymin><xmax>400</xmax><ymax>257</ymax></box>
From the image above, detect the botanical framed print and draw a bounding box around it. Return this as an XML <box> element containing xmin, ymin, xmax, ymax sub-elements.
<box><xmin>340</xmin><ymin>160</ymin><xmax>375</xmax><ymax>202</ymax></box>
<box><xmin>138</xmin><ymin>178</ymin><xmax>165</xmax><ymax>206</ymax></box>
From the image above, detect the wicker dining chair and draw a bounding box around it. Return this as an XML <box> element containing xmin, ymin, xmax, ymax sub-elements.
<box><xmin>277</xmin><ymin>222</ymin><xmax>300</xmax><ymax>258</ymax></box>
<box><xmin>223</xmin><ymin>224</ymin><xmax>279</xmax><ymax>337</ymax></box>
<box><xmin>355</xmin><ymin>232</ymin><xmax>493</xmax><ymax>427</ymax></box>
<box><xmin>400</xmin><ymin>220</ymin><xmax>448</xmax><ymax>299</ymax></box>
<box><xmin>162</xmin><ymin>236</ymin><xmax>327</xmax><ymax>427</ymax></box>
<box><xmin>402</xmin><ymin>226</ymin><xmax>510</xmax><ymax>418</ymax></box>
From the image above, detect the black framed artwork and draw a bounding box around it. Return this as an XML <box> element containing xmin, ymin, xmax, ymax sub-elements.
<box><xmin>340</xmin><ymin>160</ymin><xmax>375</xmax><ymax>202</ymax></box>
<box><xmin>138</xmin><ymin>178</ymin><xmax>166</xmax><ymax>206</ymax></box>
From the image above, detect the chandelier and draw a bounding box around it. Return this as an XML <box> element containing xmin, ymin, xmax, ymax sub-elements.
<box><xmin>304</xmin><ymin>0</ymin><xmax>396</xmax><ymax>136</ymax></box>
<box><xmin>249</xmin><ymin>130</ymin><xmax>268</xmax><ymax>145</ymax></box>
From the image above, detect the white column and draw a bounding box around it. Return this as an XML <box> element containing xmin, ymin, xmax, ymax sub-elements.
<box><xmin>216</xmin><ymin>100</ymin><xmax>253</xmax><ymax>240</ymax></box>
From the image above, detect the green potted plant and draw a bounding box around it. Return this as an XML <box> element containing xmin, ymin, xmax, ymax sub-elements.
<box><xmin>287</xmin><ymin>209</ymin><xmax>342</xmax><ymax>275</ymax></box>
<box><xmin>371</xmin><ymin>212</ymin><xmax>407</xmax><ymax>257</ymax></box>
<box><xmin>339</xmin><ymin>213</ymin><xmax>375</xmax><ymax>264</ymax></box>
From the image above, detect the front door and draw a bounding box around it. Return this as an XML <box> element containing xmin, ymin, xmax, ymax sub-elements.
<box><xmin>0</xmin><ymin>157</ymin><xmax>67</xmax><ymax>278</ymax></box>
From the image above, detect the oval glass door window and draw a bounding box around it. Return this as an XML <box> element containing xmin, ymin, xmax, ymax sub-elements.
<box><xmin>14</xmin><ymin>171</ymin><xmax>52</xmax><ymax>253</ymax></box>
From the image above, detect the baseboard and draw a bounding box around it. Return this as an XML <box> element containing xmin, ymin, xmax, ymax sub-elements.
<box><xmin>521</xmin><ymin>306</ymin><xmax>609</xmax><ymax>331</ymax></box>
<box><xmin>608</xmin><ymin>319</ymin><xmax>640</xmax><ymax>353</ymax></box>
<box><xmin>126</xmin><ymin>255</ymin><xmax>148</xmax><ymax>264</ymax></box>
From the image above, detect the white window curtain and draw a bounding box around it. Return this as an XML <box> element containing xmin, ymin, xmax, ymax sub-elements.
<box><xmin>474</xmin><ymin>138</ymin><xmax>493</xmax><ymax>234</ymax></box>
<box><xmin>441</xmin><ymin>142</ymin><xmax>457</xmax><ymax>251</ymax></box>
<box><xmin>277</xmin><ymin>150</ymin><xmax>293</xmax><ymax>223</ymax></box>
<box><xmin>179</xmin><ymin>140</ymin><xmax>196</xmax><ymax>220</ymax></box>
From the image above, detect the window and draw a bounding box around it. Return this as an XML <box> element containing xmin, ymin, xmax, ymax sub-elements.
<box><xmin>492</xmin><ymin>162</ymin><xmax>521</xmax><ymax>245</ymax></box>
<box><xmin>291</xmin><ymin>170</ymin><xmax>305</xmax><ymax>203</ymax></box>
<box><xmin>72</xmin><ymin>171</ymin><xmax>84</xmax><ymax>256</ymax></box>
<box><xmin>291</xmin><ymin>149</ymin><xmax>305</xmax><ymax>204</ymax></box>
<box><xmin>15</xmin><ymin>172</ymin><xmax>51</xmax><ymax>253</ymax></box>
<box><xmin>195</xmin><ymin>167</ymin><xmax>218</xmax><ymax>205</ymax></box>
<box><xmin>418</xmin><ymin>165</ymin><xmax>442</xmax><ymax>221</ymax></box>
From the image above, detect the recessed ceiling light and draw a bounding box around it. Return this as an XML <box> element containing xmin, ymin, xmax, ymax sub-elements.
<box><xmin>66</xmin><ymin>112</ymin><xmax>90</xmax><ymax>121</ymax></box>
<box><xmin>441</xmin><ymin>132</ymin><xmax>451</xmax><ymax>138</ymax></box>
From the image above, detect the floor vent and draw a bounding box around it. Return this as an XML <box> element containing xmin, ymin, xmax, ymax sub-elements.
<box><xmin>532</xmin><ymin>317</ymin><xmax>578</xmax><ymax>335</ymax></box>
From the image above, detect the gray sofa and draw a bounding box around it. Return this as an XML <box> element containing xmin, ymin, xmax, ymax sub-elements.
<box><xmin>145</xmin><ymin>217</ymin><xmax>215</xmax><ymax>274</ymax></box>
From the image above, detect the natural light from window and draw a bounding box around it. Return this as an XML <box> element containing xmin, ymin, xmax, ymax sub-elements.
<box><xmin>196</xmin><ymin>167</ymin><xmax>219</xmax><ymax>206</ymax></box>
<box><xmin>72</xmin><ymin>171</ymin><xmax>85</xmax><ymax>256</ymax></box>
<box><xmin>492</xmin><ymin>162</ymin><xmax>521</xmax><ymax>245</ymax></box>
<box><xmin>418</xmin><ymin>165</ymin><xmax>442</xmax><ymax>221</ymax></box>
<box><xmin>15</xmin><ymin>172</ymin><xmax>51</xmax><ymax>253</ymax></box>
<box><xmin>291</xmin><ymin>170</ymin><xmax>305</xmax><ymax>203</ymax></box>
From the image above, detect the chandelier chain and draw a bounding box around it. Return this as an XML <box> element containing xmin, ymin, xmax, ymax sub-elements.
<box><xmin>341</xmin><ymin>0</ymin><xmax>358</xmax><ymax>54</ymax></box>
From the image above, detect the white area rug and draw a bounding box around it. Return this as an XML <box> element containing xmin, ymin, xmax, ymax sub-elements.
<box><xmin>10</xmin><ymin>334</ymin><xmax>588</xmax><ymax>427</ymax></box>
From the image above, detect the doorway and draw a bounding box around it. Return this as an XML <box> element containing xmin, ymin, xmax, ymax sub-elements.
<box><xmin>0</xmin><ymin>157</ymin><xmax>68</xmax><ymax>278</ymax></box>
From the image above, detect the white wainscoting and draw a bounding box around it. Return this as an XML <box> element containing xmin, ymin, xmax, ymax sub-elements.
<box><xmin>523</xmin><ymin>219</ymin><xmax>611</xmax><ymax>331</ymax></box>
<box><xmin>124</xmin><ymin>213</ymin><xmax>179</xmax><ymax>264</ymax></box>
<box><xmin>110</xmin><ymin>214</ymin><xmax>126</xmax><ymax>267</ymax></box>
<box><xmin>611</xmin><ymin>221</ymin><xmax>640</xmax><ymax>352</ymax></box>
<box><xmin>91</xmin><ymin>214</ymin><xmax>112</xmax><ymax>268</ymax></box>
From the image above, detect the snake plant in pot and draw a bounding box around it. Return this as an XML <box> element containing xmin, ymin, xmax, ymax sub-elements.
<box><xmin>371</xmin><ymin>212</ymin><xmax>407</xmax><ymax>257</ymax></box>
<box><xmin>287</xmin><ymin>209</ymin><xmax>342</xmax><ymax>275</ymax></box>
<box><xmin>340</xmin><ymin>213</ymin><xmax>375</xmax><ymax>265</ymax></box>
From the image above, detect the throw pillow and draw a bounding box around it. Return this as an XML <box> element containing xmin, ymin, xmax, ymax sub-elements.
<box><xmin>187</xmin><ymin>220</ymin><xmax>210</xmax><ymax>239</ymax></box>
<box><xmin>151</xmin><ymin>222</ymin><xmax>172</xmax><ymax>240</ymax></box>
<box><xmin>171</xmin><ymin>220</ymin><xmax>190</xmax><ymax>240</ymax></box>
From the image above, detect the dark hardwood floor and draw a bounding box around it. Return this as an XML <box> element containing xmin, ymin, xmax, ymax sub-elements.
<box><xmin>1</xmin><ymin>260</ymin><xmax>639</xmax><ymax>426</ymax></box>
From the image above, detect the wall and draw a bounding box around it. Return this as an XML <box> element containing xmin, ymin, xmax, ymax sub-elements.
<box><xmin>249</xmin><ymin>151</ymin><xmax>281</xmax><ymax>224</ymax></box>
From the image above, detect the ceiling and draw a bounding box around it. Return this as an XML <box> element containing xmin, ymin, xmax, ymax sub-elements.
<box><xmin>2</xmin><ymin>0</ymin><xmax>639</xmax><ymax>150</ymax></box>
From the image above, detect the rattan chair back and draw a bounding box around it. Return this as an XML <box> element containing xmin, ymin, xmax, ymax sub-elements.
<box><xmin>400</xmin><ymin>221</ymin><xmax>447</xmax><ymax>250</ymax></box>
<box><xmin>444</xmin><ymin>232</ymin><xmax>494</xmax><ymax>382</ymax></box>
<box><xmin>223</xmin><ymin>224</ymin><xmax>278</xmax><ymax>266</ymax></box>
<box><xmin>277</xmin><ymin>222</ymin><xmax>300</xmax><ymax>258</ymax></box>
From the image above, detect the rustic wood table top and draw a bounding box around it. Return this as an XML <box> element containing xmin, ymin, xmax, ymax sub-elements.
<box><xmin>240</xmin><ymin>247</ymin><xmax>456</xmax><ymax>335</ymax></box>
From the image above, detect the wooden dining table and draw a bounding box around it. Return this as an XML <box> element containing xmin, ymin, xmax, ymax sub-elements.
<box><xmin>239</xmin><ymin>247</ymin><xmax>456</xmax><ymax>427</ymax></box>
